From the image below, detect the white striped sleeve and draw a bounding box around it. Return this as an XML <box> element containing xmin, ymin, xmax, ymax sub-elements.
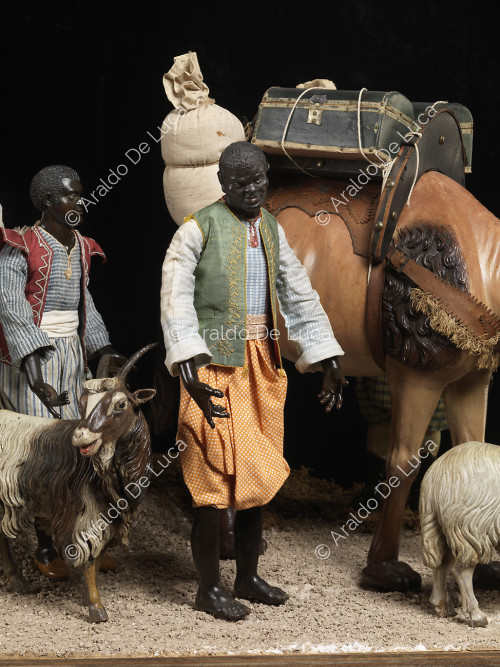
<box><xmin>275</xmin><ymin>222</ymin><xmax>344</xmax><ymax>373</ymax></box>
<box><xmin>83</xmin><ymin>286</ymin><xmax>111</xmax><ymax>357</ymax></box>
<box><xmin>0</xmin><ymin>245</ymin><xmax>55</xmax><ymax>368</ymax></box>
<box><xmin>160</xmin><ymin>220</ymin><xmax>212</xmax><ymax>376</ymax></box>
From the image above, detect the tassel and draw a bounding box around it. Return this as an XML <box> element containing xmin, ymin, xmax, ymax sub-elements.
<box><xmin>410</xmin><ymin>289</ymin><xmax>500</xmax><ymax>371</ymax></box>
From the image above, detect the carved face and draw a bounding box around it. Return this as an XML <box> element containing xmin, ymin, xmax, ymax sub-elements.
<box><xmin>44</xmin><ymin>177</ymin><xmax>84</xmax><ymax>228</ymax></box>
<box><xmin>218</xmin><ymin>161</ymin><xmax>269</xmax><ymax>219</ymax></box>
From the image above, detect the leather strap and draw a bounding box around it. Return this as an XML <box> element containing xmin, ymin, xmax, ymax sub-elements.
<box><xmin>371</xmin><ymin>140</ymin><xmax>416</xmax><ymax>261</ymax></box>
<box><xmin>370</xmin><ymin>110</ymin><xmax>467</xmax><ymax>263</ymax></box>
<box><xmin>387</xmin><ymin>246</ymin><xmax>500</xmax><ymax>341</ymax></box>
<box><xmin>365</xmin><ymin>260</ymin><xmax>386</xmax><ymax>371</ymax></box>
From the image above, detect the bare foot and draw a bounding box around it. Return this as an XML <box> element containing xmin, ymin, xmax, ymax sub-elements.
<box><xmin>234</xmin><ymin>575</ymin><xmax>289</xmax><ymax>605</ymax></box>
<box><xmin>195</xmin><ymin>584</ymin><xmax>251</xmax><ymax>621</ymax></box>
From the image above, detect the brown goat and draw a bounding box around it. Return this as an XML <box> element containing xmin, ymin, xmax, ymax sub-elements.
<box><xmin>0</xmin><ymin>344</ymin><xmax>156</xmax><ymax>622</ymax></box>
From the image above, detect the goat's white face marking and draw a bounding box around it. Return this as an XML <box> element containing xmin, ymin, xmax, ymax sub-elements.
<box><xmin>81</xmin><ymin>392</ymin><xmax>106</xmax><ymax>419</ymax></box>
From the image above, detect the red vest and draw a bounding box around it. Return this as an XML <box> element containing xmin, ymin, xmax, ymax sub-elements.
<box><xmin>0</xmin><ymin>225</ymin><xmax>106</xmax><ymax>367</ymax></box>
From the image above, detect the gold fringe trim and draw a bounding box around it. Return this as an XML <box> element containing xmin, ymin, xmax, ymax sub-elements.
<box><xmin>410</xmin><ymin>289</ymin><xmax>500</xmax><ymax>371</ymax></box>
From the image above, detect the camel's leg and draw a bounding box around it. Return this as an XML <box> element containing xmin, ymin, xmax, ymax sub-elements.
<box><xmin>430</xmin><ymin>547</ymin><xmax>457</xmax><ymax>618</ymax></box>
<box><xmin>453</xmin><ymin>563</ymin><xmax>487</xmax><ymax>627</ymax></box>
<box><xmin>363</xmin><ymin>359</ymin><xmax>443</xmax><ymax>591</ymax></box>
<box><xmin>0</xmin><ymin>531</ymin><xmax>28</xmax><ymax>592</ymax></box>
<box><xmin>82</xmin><ymin>553</ymin><xmax>108</xmax><ymax>623</ymax></box>
<box><xmin>442</xmin><ymin>368</ymin><xmax>491</xmax><ymax>446</ymax></box>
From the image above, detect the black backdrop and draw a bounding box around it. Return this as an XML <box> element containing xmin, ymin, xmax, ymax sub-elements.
<box><xmin>0</xmin><ymin>1</ymin><xmax>499</xmax><ymax>484</ymax></box>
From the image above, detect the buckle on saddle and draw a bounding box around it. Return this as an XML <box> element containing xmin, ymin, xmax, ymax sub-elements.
<box><xmin>387</xmin><ymin>246</ymin><xmax>410</xmax><ymax>273</ymax></box>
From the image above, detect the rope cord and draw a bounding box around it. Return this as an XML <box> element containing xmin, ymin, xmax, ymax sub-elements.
<box><xmin>280</xmin><ymin>87</ymin><xmax>328</xmax><ymax>177</ymax></box>
<box><xmin>357</xmin><ymin>88</ymin><xmax>396</xmax><ymax>189</ymax></box>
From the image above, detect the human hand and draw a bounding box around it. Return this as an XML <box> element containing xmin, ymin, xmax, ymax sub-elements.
<box><xmin>31</xmin><ymin>381</ymin><xmax>69</xmax><ymax>419</ymax></box>
<box><xmin>318</xmin><ymin>357</ymin><xmax>349</xmax><ymax>413</ymax></box>
<box><xmin>22</xmin><ymin>350</ymin><xmax>69</xmax><ymax>418</ymax></box>
<box><xmin>179</xmin><ymin>358</ymin><xmax>229</xmax><ymax>429</ymax></box>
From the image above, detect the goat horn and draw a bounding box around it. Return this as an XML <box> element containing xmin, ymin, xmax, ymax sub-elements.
<box><xmin>116</xmin><ymin>342</ymin><xmax>159</xmax><ymax>382</ymax></box>
<box><xmin>96</xmin><ymin>353</ymin><xmax>122</xmax><ymax>379</ymax></box>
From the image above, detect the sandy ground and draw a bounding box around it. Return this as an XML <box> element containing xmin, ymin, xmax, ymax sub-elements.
<box><xmin>1</xmin><ymin>458</ymin><xmax>500</xmax><ymax>659</ymax></box>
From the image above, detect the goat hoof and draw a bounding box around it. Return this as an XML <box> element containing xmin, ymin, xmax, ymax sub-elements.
<box><xmin>34</xmin><ymin>555</ymin><xmax>69</xmax><ymax>580</ymax></box>
<box><xmin>8</xmin><ymin>573</ymin><xmax>29</xmax><ymax>593</ymax></box>
<box><xmin>362</xmin><ymin>560</ymin><xmax>421</xmax><ymax>592</ymax></box>
<box><xmin>433</xmin><ymin>599</ymin><xmax>457</xmax><ymax>618</ymax></box>
<box><xmin>88</xmin><ymin>604</ymin><xmax>108</xmax><ymax>623</ymax></box>
<box><xmin>470</xmin><ymin>613</ymin><xmax>488</xmax><ymax>628</ymax></box>
<box><xmin>458</xmin><ymin>610</ymin><xmax>488</xmax><ymax>628</ymax></box>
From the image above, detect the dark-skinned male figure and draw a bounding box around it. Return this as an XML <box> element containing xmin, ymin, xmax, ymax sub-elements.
<box><xmin>160</xmin><ymin>142</ymin><xmax>347</xmax><ymax>621</ymax></box>
<box><xmin>0</xmin><ymin>165</ymin><xmax>121</xmax><ymax>580</ymax></box>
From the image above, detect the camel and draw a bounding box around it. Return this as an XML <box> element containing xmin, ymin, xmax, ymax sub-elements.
<box><xmin>266</xmin><ymin>168</ymin><xmax>499</xmax><ymax>591</ymax></box>
<box><xmin>156</xmin><ymin>71</ymin><xmax>499</xmax><ymax>589</ymax></box>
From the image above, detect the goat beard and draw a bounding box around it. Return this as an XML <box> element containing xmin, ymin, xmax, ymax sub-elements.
<box><xmin>91</xmin><ymin>441</ymin><xmax>116</xmax><ymax>477</ymax></box>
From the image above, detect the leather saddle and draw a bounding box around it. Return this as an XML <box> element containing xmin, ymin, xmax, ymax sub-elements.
<box><xmin>266</xmin><ymin>109</ymin><xmax>500</xmax><ymax>372</ymax></box>
<box><xmin>367</xmin><ymin>108</ymin><xmax>467</xmax><ymax>370</ymax></box>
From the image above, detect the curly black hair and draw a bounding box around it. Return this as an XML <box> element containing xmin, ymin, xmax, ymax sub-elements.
<box><xmin>30</xmin><ymin>165</ymin><xmax>80</xmax><ymax>211</ymax></box>
<box><xmin>219</xmin><ymin>141</ymin><xmax>267</xmax><ymax>174</ymax></box>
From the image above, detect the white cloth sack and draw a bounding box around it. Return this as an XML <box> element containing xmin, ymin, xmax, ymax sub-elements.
<box><xmin>161</xmin><ymin>52</ymin><xmax>245</xmax><ymax>225</ymax></box>
<box><xmin>162</xmin><ymin>165</ymin><xmax>223</xmax><ymax>226</ymax></box>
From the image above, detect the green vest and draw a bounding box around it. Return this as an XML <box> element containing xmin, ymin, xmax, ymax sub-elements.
<box><xmin>186</xmin><ymin>200</ymin><xmax>281</xmax><ymax>368</ymax></box>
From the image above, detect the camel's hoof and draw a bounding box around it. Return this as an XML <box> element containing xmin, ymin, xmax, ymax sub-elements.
<box><xmin>88</xmin><ymin>603</ymin><xmax>108</xmax><ymax>623</ymax></box>
<box><xmin>361</xmin><ymin>561</ymin><xmax>421</xmax><ymax>592</ymax></box>
<box><xmin>473</xmin><ymin>562</ymin><xmax>500</xmax><ymax>590</ymax></box>
<box><xmin>7</xmin><ymin>573</ymin><xmax>29</xmax><ymax>593</ymax></box>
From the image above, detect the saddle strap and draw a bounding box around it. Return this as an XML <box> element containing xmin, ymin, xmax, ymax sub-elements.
<box><xmin>387</xmin><ymin>246</ymin><xmax>500</xmax><ymax>341</ymax></box>
<box><xmin>366</xmin><ymin>260</ymin><xmax>387</xmax><ymax>372</ymax></box>
<box><xmin>370</xmin><ymin>109</ymin><xmax>467</xmax><ymax>263</ymax></box>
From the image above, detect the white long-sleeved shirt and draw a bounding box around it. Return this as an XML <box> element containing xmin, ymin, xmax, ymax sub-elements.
<box><xmin>160</xmin><ymin>216</ymin><xmax>343</xmax><ymax>377</ymax></box>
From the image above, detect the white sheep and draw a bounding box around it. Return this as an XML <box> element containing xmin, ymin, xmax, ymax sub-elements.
<box><xmin>420</xmin><ymin>440</ymin><xmax>500</xmax><ymax>627</ymax></box>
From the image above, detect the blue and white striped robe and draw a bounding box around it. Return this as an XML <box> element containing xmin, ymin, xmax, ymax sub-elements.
<box><xmin>0</xmin><ymin>228</ymin><xmax>110</xmax><ymax>419</ymax></box>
